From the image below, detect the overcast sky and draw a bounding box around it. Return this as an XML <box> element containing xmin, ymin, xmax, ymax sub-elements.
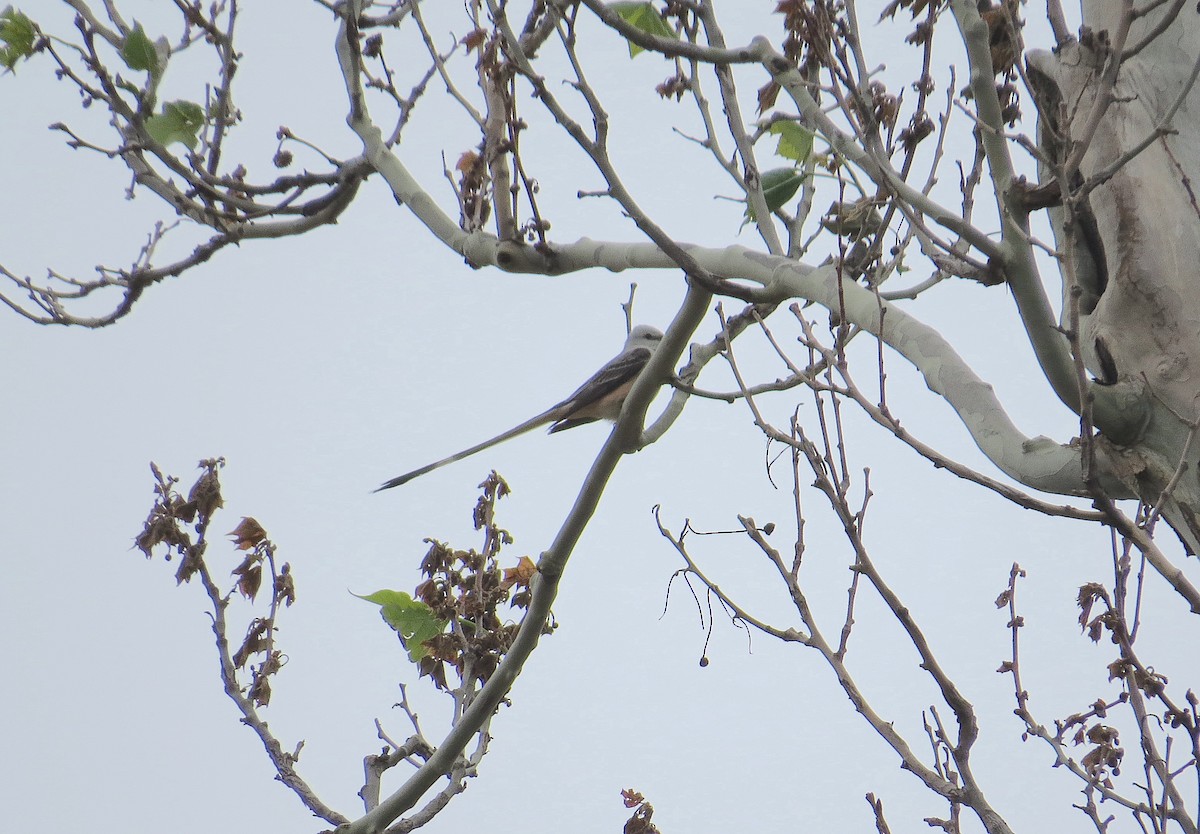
<box><xmin>4</xmin><ymin>3</ymin><xmax>1193</xmax><ymax>833</ymax></box>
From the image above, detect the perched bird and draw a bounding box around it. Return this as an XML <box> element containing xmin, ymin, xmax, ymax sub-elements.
<box><xmin>376</xmin><ymin>325</ymin><xmax>664</xmax><ymax>491</ymax></box>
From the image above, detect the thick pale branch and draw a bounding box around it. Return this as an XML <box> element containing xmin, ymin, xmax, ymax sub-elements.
<box><xmin>749</xmin><ymin>252</ymin><xmax>1134</xmax><ymax>498</ymax></box>
<box><xmin>751</xmin><ymin>305</ymin><xmax>1110</xmax><ymax>522</ymax></box>
<box><xmin>949</xmin><ymin>0</ymin><xmax>1083</xmax><ymax>416</ymax></box>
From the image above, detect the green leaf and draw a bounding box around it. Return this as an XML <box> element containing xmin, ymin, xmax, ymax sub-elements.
<box><xmin>0</xmin><ymin>7</ymin><xmax>37</xmax><ymax>71</ymax></box>
<box><xmin>121</xmin><ymin>23</ymin><xmax>158</xmax><ymax>73</ymax></box>
<box><xmin>356</xmin><ymin>589</ymin><xmax>447</xmax><ymax>662</ymax></box>
<box><xmin>767</xmin><ymin>121</ymin><xmax>814</xmax><ymax>164</ymax></box>
<box><xmin>145</xmin><ymin>100</ymin><xmax>204</xmax><ymax>149</ymax></box>
<box><xmin>745</xmin><ymin>167</ymin><xmax>804</xmax><ymax>222</ymax></box>
<box><xmin>608</xmin><ymin>2</ymin><xmax>677</xmax><ymax>58</ymax></box>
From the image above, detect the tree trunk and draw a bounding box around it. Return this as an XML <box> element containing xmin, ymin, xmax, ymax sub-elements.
<box><xmin>1029</xmin><ymin>4</ymin><xmax>1200</xmax><ymax>554</ymax></box>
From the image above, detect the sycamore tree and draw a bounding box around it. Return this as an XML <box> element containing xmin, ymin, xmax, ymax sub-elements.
<box><xmin>5</xmin><ymin>1</ymin><xmax>1200</xmax><ymax>833</ymax></box>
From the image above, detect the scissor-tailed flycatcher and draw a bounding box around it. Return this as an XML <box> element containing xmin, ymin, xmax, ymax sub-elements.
<box><xmin>376</xmin><ymin>324</ymin><xmax>664</xmax><ymax>491</ymax></box>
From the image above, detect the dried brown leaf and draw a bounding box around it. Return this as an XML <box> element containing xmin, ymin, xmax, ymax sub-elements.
<box><xmin>228</xmin><ymin>516</ymin><xmax>268</xmax><ymax>551</ymax></box>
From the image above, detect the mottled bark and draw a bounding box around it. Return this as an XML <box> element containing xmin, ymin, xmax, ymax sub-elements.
<box><xmin>1030</xmin><ymin>4</ymin><xmax>1200</xmax><ymax>553</ymax></box>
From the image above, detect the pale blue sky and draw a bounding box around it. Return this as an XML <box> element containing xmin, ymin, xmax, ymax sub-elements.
<box><xmin>4</xmin><ymin>4</ymin><xmax>1186</xmax><ymax>833</ymax></box>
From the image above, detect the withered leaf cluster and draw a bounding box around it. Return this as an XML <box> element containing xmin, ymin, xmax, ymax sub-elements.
<box><xmin>1078</xmin><ymin>724</ymin><xmax>1123</xmax><ymax>783</ymax></box>
<box><xmin>621</xmin><ymin>789</ymin><xmax>660</xmax><ymax>834</ymax></box>
<box><xmin>411</xmin><ymin>473</ymin><xmax>544</xmax><ymax>691</ymax></box>
<box><xmin>773</xmin><ymin>0</ymin><xmax>839</xmax><ymax>73</ymax></box>
<box><xmin>135</xmin><ymin>458</ymin><xmax>227</xmax><ymax>584</ymax></box>
<box><xmin>1077</xmin><ymin>581</ymin><xmax>1115</xmax><ymax>643</ymax></box>
<box><xmin>133</xmin><ymin>460</ymin><xmax>295</xmax><ymax>708</ymax></box>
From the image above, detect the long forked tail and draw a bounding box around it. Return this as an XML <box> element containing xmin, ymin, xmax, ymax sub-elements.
<box><xmin>374</xmin><ymin>410</ymin><xmax>555</xmax><ymax>491</ymax></box>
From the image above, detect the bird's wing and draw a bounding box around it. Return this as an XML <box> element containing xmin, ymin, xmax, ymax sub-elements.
<box><xmin>548</xmin><ymin>345</ymin><xmax>654</xmax><ymax>432</ymax></box>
